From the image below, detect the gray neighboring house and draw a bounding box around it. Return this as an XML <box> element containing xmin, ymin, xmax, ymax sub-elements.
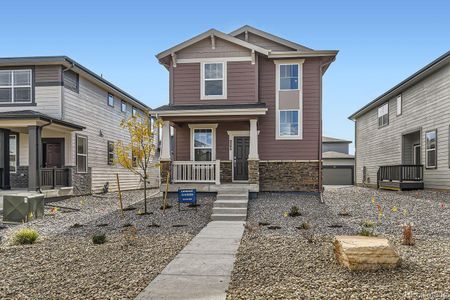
<box><xmin>0</xmin><ymin>56</ymin><xmax>157</xmax><ymax>196</ymax></box>
<box><xmin>322</xmin><ymin>136</ymin><xmax>354</xmax><ymax>185</ymax></box>
<box><xmin>349</xmin><ymin>51</ymin><xmax>450</xmax><ymax>190</ymax></box>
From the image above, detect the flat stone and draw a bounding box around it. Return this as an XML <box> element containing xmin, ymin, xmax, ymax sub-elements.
<box><xmin>334</xmin><ymin>235</ymin><xmax>401</xmax><ymax>271</ymax></box>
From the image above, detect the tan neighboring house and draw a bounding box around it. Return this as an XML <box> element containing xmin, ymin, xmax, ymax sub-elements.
<box><xmin>152</xmin><ymin>26</ymin><xmax>338</xmax><ymax>193</ymax></box>
<box><xmin>0</xmin><ymin>56</ymin><xmax>157</xmax><ymax>196</ymax></box>
<box><xmin>349</xmin><ymin>51</ymin><xmax>450</xmax><ymax>190</ymax></box>
<box><xmin>322</xmin><ymin>136</ymin><xmax>354</xmax><ymax>185</ymax></box>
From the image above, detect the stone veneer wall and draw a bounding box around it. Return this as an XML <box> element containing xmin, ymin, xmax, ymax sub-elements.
<box><xmin>220</xmin><ymin>160</ymin><xmax>232</xmax><ymax>183</ymax></box>
<box><xmin>10</xmin><ymin>166</ymin><xmax>29</xmax><ymax>189</ymax></box>
<box><xmin>259</xmin><ymin>161</ymin><xmax>319</xmax><ymax>192</ymax></box>
<box><xmin>248</xmin><ymin>160</ymin><xmax>259</xmax><ymax>185</ymax></box>
<box><xmin>70</xmin><ymin>167</ymin><xmax>92</xmax><ymax>195</ymax></box>
<box><xmin>160</xmin><ymin>161</ymin><xmax>171</xmax><ymax>184</ymax></box>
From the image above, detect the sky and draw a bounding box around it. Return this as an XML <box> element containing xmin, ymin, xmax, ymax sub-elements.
<box><xmin>1</xmin><ymin>0</ymin><xmax>449</xmax><ymax>153</ymax></box>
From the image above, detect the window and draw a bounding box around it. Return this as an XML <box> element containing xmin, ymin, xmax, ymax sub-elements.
<box><xmin>396</xmin><ymin>94</ymin><xmax>402</xmax><ymax>116</ymax></box>
<box><xmin>121</xmin><ymin>101</ymin><xmax>127</xmax><ymax>113</ymax></box>
<box><xmin>201</xmin><ymin>62</ymin><xmax>226</xmax><ymax>99</ymax></box>
<box><xmin>107</xmin><ymin>141</ymin><xmax>114</xmax><ymax>165</ymax></box>
<box><xmin>64</xmin><ymin>70</ymin><xmax>79</xmax><ymax>93</ymax></box>
<box><xmin>193</xmin><ymin>128</ymin><xmax>213</xmax><ymax>161</ymax></box>
<box><xmin>280</xmin><ymin>64</ymin><xmax>299</xmax><ymax>90</ymax></box>
<box><xmin>279</xmin><ymin>111</ymin><xmax>299</xmax><ymax>136</ymax></box>
<box><xmin>107</xmin><ymin>93</ymin><xmax>114</xmax><ymax>107</ymax></box>
<box><xmin>425</xmin><ymin>130</ymin><xmax>437</xmax><ymax>169</ymax></box>
<box><xmin>9</xmin><ymin>134</ymin><xmax>17</xmax><ymax>173</ymax></box>
<box><xmin>0</xmin><ymin>69</ymin><xmax>32</xmax><ymax>103</ymax></box>
<box><xmin>76</xmin><ymin>135</ymin><xmax>88</xmax><ymax>173</ymax></box>
<box><xmin>132</xmin><ymin>148</ymin><xmax>138</xmax><ymax>167</ymax></box>
<box><xmin>378</xmin><ymin>103</ymin><xmax>389</xmax><ymax>127</ymax></box>
<box><xmin>132</xmin><ymin>106</ymin><xmax>137</xmax><ymax>117</ymax></box>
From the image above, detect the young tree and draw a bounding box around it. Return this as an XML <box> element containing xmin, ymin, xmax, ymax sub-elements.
<box><xmin>115</xmin><ymin>115</ymin><xmax>161</xmax><ymax>214</ymax></box>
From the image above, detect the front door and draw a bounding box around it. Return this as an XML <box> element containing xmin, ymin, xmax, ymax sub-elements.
<box><xmin>413</xmin><ymin>144</ymin><xmax>421</xmax><ymax>165</ymax></box>
<box><xmin>233</xmin><ymin>136</ymin><xmax>249</xmax><ymax>181</ymax></box>
<box><xmin>43</xmin><ymin>141</ymin><xmax>63</xmax><ymax>168</ymax></box>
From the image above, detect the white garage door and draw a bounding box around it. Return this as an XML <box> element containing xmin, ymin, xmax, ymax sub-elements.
<box><xmin>323</xmin><ymin>166</ymin><xmax>353</xmax><ymax>185</ymax></box>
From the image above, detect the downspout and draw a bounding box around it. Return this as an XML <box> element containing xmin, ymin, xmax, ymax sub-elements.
<box><xmin>319</xmin><ymin>57</ymin><xmax>335</xmax><ymax>203</ymax></box>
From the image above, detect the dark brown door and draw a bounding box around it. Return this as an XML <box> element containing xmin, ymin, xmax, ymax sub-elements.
<box><xmin>44</xmin><ymin>143</ymin><xmax>62</xmax><ymax>168</ymax></box>
<box><xmin>233</xmin><ymin>136</ymin><xmax>249</xmax><ymax>181</ymax></box>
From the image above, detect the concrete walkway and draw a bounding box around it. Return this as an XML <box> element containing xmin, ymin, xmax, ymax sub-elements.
<box><xmin>136</xmin><ymin>221</ymin><xmax>245</xmax><ymax>300</ymax></box>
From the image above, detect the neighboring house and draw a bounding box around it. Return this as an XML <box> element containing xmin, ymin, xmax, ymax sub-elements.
<box><xmin>0</xmin><ymin>56</ymin><xmax>157</xmax><ymax>196</ymax></box>
<box><xmin>322</xmin><ymin>136</ymin><xmax>354</xmax><ymax>185</ymax></box>
<box><xmin>349</xmin><ymin>51</ymin><xmax>450</xmax><ymax>190</ymax></box>
<box><xmin>152</xmin><ymin>26</ymin><xmax>338</xmax><ymax>192</ymax></box>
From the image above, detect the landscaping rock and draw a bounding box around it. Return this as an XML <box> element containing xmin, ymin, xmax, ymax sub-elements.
<box><xmin>334</xmin><ymin>235</ymin><xmax>401</xmax><ymax>271</ymax></box>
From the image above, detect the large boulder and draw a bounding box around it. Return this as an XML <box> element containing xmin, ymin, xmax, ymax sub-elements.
<box><xmin>334</xmin><ymin>236</ymin><xmax>401</xmax><ymax>271</ymax></box>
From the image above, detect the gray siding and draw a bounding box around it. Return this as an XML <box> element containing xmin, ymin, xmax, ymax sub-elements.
<box><xmin>63</xmin><ymin>76</ymin><xmax>157</xmax><ymax>193</ymax></box>
<box><xmin>322</xmin><ymin>142</ymin><xmax>349</xmax><ymax>154</ymax></box>
<box><xmin>355</xmin><ymin>64</ymin><xmax>450</xmax><ymax>189</ymax></box>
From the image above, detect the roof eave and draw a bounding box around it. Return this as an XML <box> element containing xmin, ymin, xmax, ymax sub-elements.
<box><xmin>150</xmin><ymin>107</ymin><xmax>268</xmax><ymax>117</ymax></box>
<box><xmin>268</xmin><ymin>50</ymin><xmax>339</xmax><ymax>58</ymax></box>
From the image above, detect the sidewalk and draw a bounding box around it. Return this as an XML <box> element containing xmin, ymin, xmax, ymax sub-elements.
<box><xmin>135</xmin><ymin>221</ymin><xmax>245</xmax><ymax>300</ymax></box>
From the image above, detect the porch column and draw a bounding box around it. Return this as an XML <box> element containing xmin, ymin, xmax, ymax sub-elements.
<box><xmin>160</xmin><ymin>120</ymin><xmax>171</xmax><ymax>161</ymax></box>
<box><xmin>0</xmin><ymin>129</ymin><xmax>11</xmax><ymax>189</ymax></box>
<box><xmin>28</xmin><ymin>126</ymin><xmax>42</xmax><ymax>191</ymax></box>
<box><xmin>248</xmin><ymin>119</ymin><xmax>259</xmax><ymax>160</ymax></box>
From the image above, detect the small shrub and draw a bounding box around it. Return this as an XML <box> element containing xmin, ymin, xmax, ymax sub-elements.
<box><xmin>302</xmin><ymin>232</ymin><xmax>315</xmax><ymax>243</ymax></box>
<box><xmin>13</xmin><ymin>228</ymin><xmax>39</xmax><ymax>245</ymax></box>
<box><xmin>361</xmin><ymin>219</ymin><xmax>376</xmax><ymax>228</ymax></box>
<box><xmin>358</xmin><ymin>228</ymin><xmax>377</xmax><ymax>237</ymax></box>
<box><xmin>288</xmin><ymin>206</ymin><xmax>301</xmax><ymax>217</ymax></box>
<box><xmin>297</xmin><ymin>222</ymin><xmax>311</xmax><ymax>230</ymax></box>
<box><xmin>338</xmin><ymin>209</ymin><xmax>351</xmax><ymax>217</ymax></box>
<box><xmin>402</xmin><ymin>223</ymin><xmax>415</xmax><ymax>246</ymax></box>
<box><xmin>92</xmin><ymin>233</ymin><xmax>106</xmax><ymax>245</ymax></box>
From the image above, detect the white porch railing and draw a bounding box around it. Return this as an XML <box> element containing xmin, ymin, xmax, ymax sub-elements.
<box><xmin>171</xmin><ymin>161</ymin><xmax>220</xmax><ymax>184</ymax></box>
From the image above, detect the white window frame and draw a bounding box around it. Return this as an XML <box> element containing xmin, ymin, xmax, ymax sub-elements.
<box><xmin>107</xmin><ymin>93</ymin><xmax>114</xmax><ymax>107</ymax></box>
<box><xmin>9</xmin><ymin>134</ymin><xmax>17</xmax><ymax>173</ymax></box>
<box><xmin>275</xmin><ymin>60</ymin><xmax>303</xmax><ymax>140</ymax></box>
<box><xmin>121</xmin><ymin>100</ymin><xmax>127</xmax><ymax>113</ymax></box>
<box><xmin>396</xmin><ymin>94</ymin><xmax>402</xmax><ymax>116</ymax></box>
<box><xmin>0</xmin><ymin>69</ymin><xmax>33</xmax><ymax>103</ymax></box>
<box><xmin>378</xmin><ymin>103</ymin><xmax>389</xmax><ymax>127</ymax></box>
<box><xmin>189</xmin><ymin>124</ymin><xmax>217</xmax><ymax>161</ymax></box>
<box><xmin>425</xmin><ymin>130</ymin><xmax>437</xmax><ymax>169</ymax></box>
<box><xmin>132</xmin><ymin>106</ymin><xmax>137</xmax><ymax>117</ymax></box>
<box><xmin>200</xmin><ymin>62</ymin><xmax>227</xmax><ymax>100</ymax></box>
<box><xmin>76</xmin><ymin>135</ymin><xmax>88</xmax><ymax>173</ymax></box>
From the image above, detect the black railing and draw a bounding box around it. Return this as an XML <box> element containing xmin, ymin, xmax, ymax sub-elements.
<box><xmin>377</xmin><ymin>165</ymin><xmax>423</xmax><ymax>184</ymax></box>
<box><xmin>40</xmin><ymin>167</ymin><xmax>71</xmax><ymax>189</ymax></box>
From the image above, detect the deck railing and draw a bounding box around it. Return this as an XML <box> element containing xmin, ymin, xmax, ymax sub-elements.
<box><xmin>40</xmin><ymin>167</ymin><xmax>71</xmax><ymax>190</ymax></box>
<box><xmin>377</xmin><ymin>165</ymin><xmax>423</xmax><ymax>184</ymax></box>
<box><xmin>171</xmin><ymin>161</ymin><xmax>220</xmax><ymax>184</ymax></box>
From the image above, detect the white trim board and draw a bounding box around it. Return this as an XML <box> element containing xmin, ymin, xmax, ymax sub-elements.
<box><xmin>177</xmin><ymin>57</ymin><xmax>252</xmax><ymax>64</ymax></box>
<box><xmin>152</xmin><ymin>108</ymin><xmax>268</xmax><ymax>117</ymax></box>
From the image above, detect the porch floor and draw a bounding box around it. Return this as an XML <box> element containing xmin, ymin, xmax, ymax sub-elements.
<box><xmin>161</xmin><ymin>183</ymin><xmax>259</xmax><ymax>193</ymax></box>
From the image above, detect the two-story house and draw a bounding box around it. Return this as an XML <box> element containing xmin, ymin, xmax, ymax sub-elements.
<box><xmin>0</xmin><ymin>56</ymin><xmax>157</xmax><ymax>196</ymax></box>
<box><xmin>152</xmin><ymin>26</ymin><xmax>338</xmax><ymax>193</ymax></box>
<box><xmin>322</xmin><ymin>136</ymin><xmax>354</xmax><ymax>185</ymax></box>
<box><xmin>349</xmin><ymin>51</ymin><xmax>450</xmax><ymax>190</ymax></box>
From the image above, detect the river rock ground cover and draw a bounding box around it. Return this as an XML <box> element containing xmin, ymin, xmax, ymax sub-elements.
<box><xmin>227</xmin><ymin>186</ymin><xmax>450</xmax><ymax>299</ymax></box>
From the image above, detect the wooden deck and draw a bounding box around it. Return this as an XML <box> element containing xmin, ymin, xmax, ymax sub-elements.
<box><xmin>377</xmin><ymin>165</ymin><xmax>424</xmax><ymax>191</ymax></box>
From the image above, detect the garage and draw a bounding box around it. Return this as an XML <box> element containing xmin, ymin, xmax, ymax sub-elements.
<box><xmin>323</xmin><ymin>166</ymin><xmax>354</xmax><ymax>185</ymax></box>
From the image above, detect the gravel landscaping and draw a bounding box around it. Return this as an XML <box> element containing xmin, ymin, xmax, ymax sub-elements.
<box><xmin>227</xmin><ymin>186</ymin><xmax>450</xmax><ymax>299</ymax></box>
<box><xmin>0</xmin><ymin>190</ymin><xmax>214</xmax><ymax>299</ymax></box>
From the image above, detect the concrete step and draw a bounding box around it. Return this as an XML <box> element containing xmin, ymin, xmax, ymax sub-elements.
<box><xmin>216</xmin><ymin>194</ymin><xmax>248</xmax><ymax>201</ymax></box>
<box><xmin>218</xmin><ymin>189</ymin><xmax>249</xmax><ymax>195</ymax></box>
<box><xmin>211</xmin><ymin>214</ymin><xmax>247</xmax><ymax>221</ymax></box>
<box><xmin>213</xmin><ymin>207</ymin><xmax>247</xmax><ymax>215</ymax></box>
<box><xmin>214</xmin><ymin>200</ymin><xmax>248</xmax><ymax>208</ymax></box>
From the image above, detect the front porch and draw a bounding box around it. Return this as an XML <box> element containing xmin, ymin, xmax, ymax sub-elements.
<box><xmin>0</xmin><ymin>111</ymin><xmax>84</xmax><ymax>195</ymax></box>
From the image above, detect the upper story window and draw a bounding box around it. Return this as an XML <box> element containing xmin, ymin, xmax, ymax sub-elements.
<box><xmin>0</xmin><ymin>69</ymin><xmax>32</xmax><ymax>103</ymax></box>
<box><xmin>201</xmin><ymin>62</ymin><xmax>227</xmax><ymax>100</ymax></box>
<box><xmin>107</xmin><ymin>93</ymin><xmax>114</xmax><ymax>107</ymax></box>
<box><xmin>280</xmin><ymin>64</ymin><xmax>299</xmax><ymax>90</ymax></box>
<box><xmin>396</xmin><ymin>94</ymin><xmax>402</xmax><ymax>116</ymax></box>
<box><xmin>425</xmin><ymin>130</ymin><xmax>437</xmax><ymax>169</ymax></box>
<box><xmin>132</xmin><ymin>106</ymin><xmax>137</xmax><ymax>117</ymax></box>
<box><xmin>64</xmin><ymin>70</ymin><xmax>79</xmax><ymax>93</ymax></box>
<box><xmin>121</xmin><ymin>101</ymin><xmax>127</xmax><ymax>113</ymax></box>
<box><xmin>378</xmin><ymin>103</ymin><xmax>389</xmax><ymax>127</ymax></box>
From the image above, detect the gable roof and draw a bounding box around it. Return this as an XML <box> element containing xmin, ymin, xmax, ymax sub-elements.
<box><xmin>323</xmin><ymin>136</ymin><xmax>352</xmax><ymax>143</ymax></box>
<box><xmin>0</xmin><ymin>56</ymin><xmax>149</xmax><ymax>111</ymax></box>
<box><xmin>349</xmin><ymin>51</ymin><xmax>450</xmax><ymax>120</ymax></box>
<box><xmin>156</xmin><ymin>28</ymin><xmax>270</xmax><ymax>61</ymax></box>
<box><xmin>229</xmin><ymin>25</ymin><xmax>313</xmax><ymax>52</ymax></box>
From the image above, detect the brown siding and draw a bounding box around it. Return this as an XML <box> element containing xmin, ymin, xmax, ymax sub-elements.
<box><xmin>176</xmin><ymin>37</ymin><xmax>250</xmax><ymax>59</ymax></box>
<box><xmin>235</xmin><ymin>32</ymin><xmax>296</xmax><ymax>51</ymax></box>
<box><xmin>172</xmin><ymin>61</ymin><xmax>257</xmax><ymax>105</ymax></box>
<box><xmin>257</xmin><ymin>55</ymin><xmax>321</xmax><ymax>160</ymax></box>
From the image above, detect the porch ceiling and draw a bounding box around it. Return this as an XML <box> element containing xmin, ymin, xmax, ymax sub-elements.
<box><xmin>0</xmin><ymin>110</ymin><xmax>84</xmax><ymax>132</ymax></box>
